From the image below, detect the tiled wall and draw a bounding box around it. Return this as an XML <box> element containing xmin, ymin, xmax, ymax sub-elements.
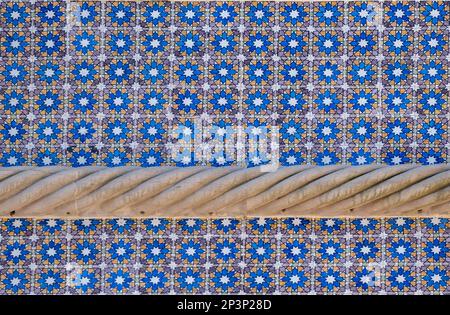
<box><xmin>1</xmin><ymin>217</ymin><xmax>449</xmax><ymax>294</ymax></box>
<box><xmin>1</xmin><ymin>1</ymin><xmax>450</xmax><ymax>296</ymax></box>
<box><xmin>1</xmin><ymin>1</ymin><xmax>449</xmax><ymax>167</ymax></box>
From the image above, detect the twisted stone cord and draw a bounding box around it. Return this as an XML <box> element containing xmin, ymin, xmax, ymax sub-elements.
<box><xmin>0</xmin><ymin>165</ymin><xmax>449</xmax><ymax>217</ymax></box>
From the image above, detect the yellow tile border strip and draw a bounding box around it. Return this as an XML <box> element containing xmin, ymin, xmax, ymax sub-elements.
<box><xmin>1</xmin><ymin>165</ymin><xmax>449</xmax><ymax>218</ymax></box>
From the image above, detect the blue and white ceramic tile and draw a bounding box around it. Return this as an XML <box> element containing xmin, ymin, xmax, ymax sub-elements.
<box><xmin>0</xmin><ymin>218</ymin><xmax>449</xmax><ymax>294</ymax></box>
<box><xmin>1</xmin><ymin>0</ymin><xmax>450</xmax><ymax>296</ymax></box>
<box><xmin>0</xmin><ymin>0</ymin><xmax>449</xmax><ymax>167</ymax></box>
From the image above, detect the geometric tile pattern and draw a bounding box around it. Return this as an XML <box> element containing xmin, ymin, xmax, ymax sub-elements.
<box><xmin>1</xmin><ymin>1</ymin><xmax>449</xmax><ymax>167</ymax></box>
<box><xmin>1</xmin><ymin>218</ymin><xmax>449</xmax><ymax>294</ymax></box>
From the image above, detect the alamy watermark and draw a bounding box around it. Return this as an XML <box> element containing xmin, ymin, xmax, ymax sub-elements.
<box><xmin>167</xmin><ymin>118</ymin><xmax>280</xmax><ymax>171</ymax></box>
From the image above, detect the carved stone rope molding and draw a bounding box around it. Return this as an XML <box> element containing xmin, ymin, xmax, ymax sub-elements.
<box><xmin>0</xmin><ymin>165</ymin><xmax>449</xmax><ymax>218</ymax></box>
